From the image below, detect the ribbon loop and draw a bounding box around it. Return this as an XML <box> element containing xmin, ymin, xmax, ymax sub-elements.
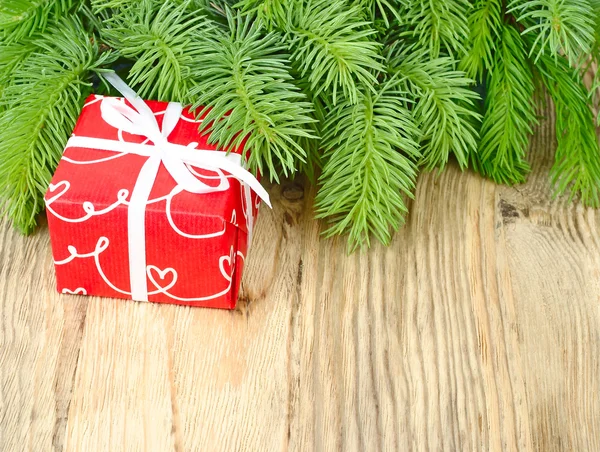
<box><xmin>100</xmin><ymin>97</ymin><xmax>156</xmax><ymax>138</ymax></box>
<box><xmin>97</xmin><ymin>73</ymin><xmax>270</xmax><ymax>205</ymax></box>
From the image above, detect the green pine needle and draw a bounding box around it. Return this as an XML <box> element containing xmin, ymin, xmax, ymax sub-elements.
<box><xmin>279</xmin><ymin>0</ymin><xmax>385</xmax><ymax>105</ymax></box>
<box><xmin>315</xmin><ymin>78</ymin><xmax>421</xmax><ymax>251</ymax></box>
<box><xmin>0</xmin><ymin>18</ymin><xmax>113</xmax><ymax>233</ymax></box>
<box><xmin>236</xmin><ymin>0</ymin><xmax>385</xmax><ymax>105</ymax></box>
<box><xmin>536</xmin><ymin>54</ymin><xmax>600</xmax><ymax>206</ymax></box>
<box><xmin>587</xmin><ymin>0</ymin><xmax>600</xmax><ymax>109</ymax></box>
<box><xmin>1</xmin><ymin>0</ymin><xmax>600</xmax><ymax>250</ymax></box>
<box><xmin>292</xmin><ymin>77</ymin><xmax>327</xmax><ymax>182</ymax></box>
<box><xmin>0</xmin><ymin>0</ymin><xmax>78</xmax><ymax>41</ymax></box>
<box><xmin>99</xmin><ymin>0</ymin><xmax>216</xmax><ymax>103</ymax></box>
<box><xmin>394</xmin><ymin>0</ymin><xmax>471</xmax><ymax>59</ymax></box>
<box><xmin>188</xmin><ymin>11</ymin><xmax>317</xmax><ymax>181</ymax></box>
<box><xmin>234</xmin><ymin>0</ymin><xmax>287</xmax><ymax>30</ymax></box>
<box><xmin>473</xmin><ymin>24</ymin><xmax>537</xmax><ymax>185</ymax></box>
<box><xmin>353</xmin><ymin>0</ymin><xmax>402</xmax><ymax>27</ymax></box>
<box><xmin>509</xmin><ymin>0</ymin><xmax>596</xmax><ymax>66</ymax></box>
<box><xmin>0</xmin><ymin>38</ymin><xmax>37</xmax><ymax>105</ymax></box>
<box><xmin>388</xmin><ymin>46</ymin><xmax>480</xmax><ymax>170</ymax></box>
<box><xmin>460</xmin><ymin>0</ymin><xmax>503</xmax><ymax>80</ymax></box>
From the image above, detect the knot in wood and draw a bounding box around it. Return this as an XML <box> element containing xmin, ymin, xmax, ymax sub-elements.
<box><xmin>282</xmin><ymin>183</ymin><xmax>304</xmax><ymax>201</ymax></box>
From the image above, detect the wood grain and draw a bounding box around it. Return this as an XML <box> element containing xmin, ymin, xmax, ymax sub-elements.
<box><xmin>1</xmin><ymin>106</ymin><xmax>600</xmax><ymax>451</ymax></box>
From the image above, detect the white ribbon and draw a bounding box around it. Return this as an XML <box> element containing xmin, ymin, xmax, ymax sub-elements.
<box><xmin>65</xmin><ymin>72</ymin><xmax>271</xmax><ymax>302</ymax></box>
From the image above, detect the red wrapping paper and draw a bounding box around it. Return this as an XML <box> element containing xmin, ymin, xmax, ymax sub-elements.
<box><xmin>45</xmin><ymin>94</ymin><xmax>261</xmax><ymax>309</ymax></box>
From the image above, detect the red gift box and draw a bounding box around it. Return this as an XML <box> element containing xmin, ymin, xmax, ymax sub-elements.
<box><xmin>45</xmin><ymin>76</ymin><xmax>269</xmax><ymax>309</ymax></box>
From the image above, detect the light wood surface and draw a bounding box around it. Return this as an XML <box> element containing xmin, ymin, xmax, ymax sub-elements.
<box><xmin>1</xmin><ymin>106</ymin><xmax>600</xmax><ymax>452</ymax></box>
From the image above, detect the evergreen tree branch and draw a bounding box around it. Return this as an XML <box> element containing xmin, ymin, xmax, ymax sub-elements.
<box><xmin>0</xmin><ymin>38</ymin><xmax>37</xmax><ymax>106</ymax></box>
<box><xmin>188</xmin><ymin>12</ymin><xmax>317</xmax><ymax>181</ymax></box>
<box><xmin>315</xmin><ymin>78</ymin><xmax>421</xmax><ymax>251</ymax></box>
<box><xmin>0</xmin><ymin>17</ymin><xmax>114</xmax><ymax>233</ymax></box>
<box><xmin>0</xmin><ymin>0</ymin><xmax>79</xmax><ymax>41</ymax></box>
<box><xmin>352</xmin><ymin>0</ymin><xmax>402</xmax><ymax>27</ymax></box>
<box><xmin>472</xmin><ymin>24</ymin><xmax>537</xmax><ymax>184</ymax></box>
<box><xmin>536</xmin><ymin>54</ymin><xmax>600</xmax><ymax>206</ymax></box>
<box><xmin>460</xmin><ymin>0</ymin><xmax>503</xmax><ymax>80</ymax></box>
<box><xmin>98</xmin><ymin>0</ymin><xmax>215</xmax><ymax>102</ymax></box>
<box><xmin>275</xmin><ymin>0</ymin><xmax>385</xmax><ymax>105</ymax></box>
<box><xmin>509</xmin><ymin>0</ymin><xmax>596</xmax><ymax>66</ymax></box>
<box><xmin>394</xmin><ymin>0</ymin><xmax>471</xmax><ymax>59</ymax></box>
<box><xmin>292</xmin><ymin>76</ymin><xmax>327</xmax><ymax>182</ymax></box>
<box><xmin>233</xmin><ymin>0</ymin><xmax>287</xmax><ymax>30</ymax></box>
<box><xmin>388</xmin><ymin>45</ymin><xmax>480</xmax><ymax>170</ymax></box>
<box><xmin>587</xmin><ymin>0</ymin><xmax>600</xmax><ymax>108</ymax></box>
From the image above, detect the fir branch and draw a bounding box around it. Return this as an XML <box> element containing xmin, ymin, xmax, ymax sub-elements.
<box><xmin>0</xmin><ymin>0</ymin><xmax>78</xmax><ymax>41</ymax></box>
<box><xmin>0</xmin><ymin>38</ymin><xmax>37</xmax><ymax>104</ymax></box>
<box><xmin>394</xmin><ymin>0</ymin><xmax>471</xmax><ymax>59</ymax></box>
<box><xmin>352</xmin><ymin>0</ymin><xmax>402</xmax><ymax>27</ymax></box>
<box><xmin>278</xmin><ymin>0</ymin><xmax>384</xmax><ymax>105</ymax></box>
<box><xmin>292</xmin><ymin>77</ymin><xmax>327</xmax><ymax>182</ymax></box>
<box><xmin>233</xmin><ymin>0</ymin><xmax>287</xmax><ymax>30</ymax></box>
<box><xmin>92</xmin><ymin>0</ymin><xmax>225</xmax><ymax>18</ymax></box>
<box><xmin>90</xmin><ymin>0</ymin><xmax>147</xmax><ymax>14</ymax></box>
<box><xmin>590</xmin><ymin>0</ymin><xmax>600</xmax><ymax>47</ymax></box>
<box><xmin>509</xmin><ymin>0</ymin><xmax>596</xmax><ymax>66</ymax></box>
<box><xmin>188</xmin><ymin>12</ymin><xmax>317</xmax><ymax>180</ymax></box>
<box><xmin>536</xmin><ymin>54</ymin><xmax>600</xmax><ymax>206</ymax></box>
<box><xmin>315</xmin><ymin>79</ymin><xmax>421</xmax><ymax>251</ymax></box>
<box><xmin>201</xmin><ymin>0</ymin><xmax>238</xmax><ymax>23</ymax></box>
<box><xmin>472</xmin><ymin>24</ymin><xmax>537</xmax><ymax>184</ymax></box>
<box><xmin>99</xmin><ymin>0</ymin><xmax>215</xmax><ymax>102</ymax></box>
<box><xmin>587</xmin><ymin>0</ymin><xmax>600</xmax><ymax>107</ymax></box>
<box><xmin>459</xmin><ymin>0</ymin><xmax>503</xmax><ymax>80</ymax></box>
<box><xmin>0</xmin><ymin>18</ymin><xmax>113</xmax><ymax>233</ymax></box>
<box><xmin>388</xmin><ymin>46</ymin><xmax>480</xmax><ymax>170</ymax></box>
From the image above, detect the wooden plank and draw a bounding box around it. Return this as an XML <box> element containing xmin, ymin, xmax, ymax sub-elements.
<box><xmin>497</xmin><ymin>105</ymin><xmax>600</xmax><ymax>452</ymax></box>
<box><xmin>1</xmin><ymin>105</ymin><xmax>599</xmax><ymax>450</ymax></box>
<box><xmin>0</xmin><ymin>218</ymin><xmax>88</xmax><ymax>451</ymax></box>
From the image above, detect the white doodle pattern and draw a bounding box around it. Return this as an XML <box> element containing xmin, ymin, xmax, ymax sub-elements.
<box><xmin>54</xmin><ymin>237</ymin><xmax>237</xmax><ymax>301</ymax></box>
<box><xmin>61</xmin><ymin>287</ymin><xmax>87</xmax><ymax>295</ymax></box>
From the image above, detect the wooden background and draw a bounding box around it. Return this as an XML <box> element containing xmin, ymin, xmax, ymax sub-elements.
<box><xmin>1</xmin><ymin>106</ymin><xmax>599</xmax><ymax>451</ymax></box>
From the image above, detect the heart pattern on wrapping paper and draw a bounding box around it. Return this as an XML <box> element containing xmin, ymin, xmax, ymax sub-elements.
<box><xmin>219</xmin><ymin>246</ymin><xmax>236</xmax><ymax>282</ymax></box>
<box><xmin>146</xmin><ymin>265</ymin><xmax>178</xmax><ymax>292</ymax></box>
<box><xmin>48</xmin><ymin>181</ymin><xmax>66</xmax><ymax>192</ymax></box>
<box><xmin>46</xmin><ymin>181</ymin><xmax>70</xmax><ymax>203</ymax></box>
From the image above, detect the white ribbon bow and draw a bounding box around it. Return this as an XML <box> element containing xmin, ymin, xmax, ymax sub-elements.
<box><xmin>65</xmin><ymin>72</ymin><xmax>271</xmax><ymax>301</ymax></box>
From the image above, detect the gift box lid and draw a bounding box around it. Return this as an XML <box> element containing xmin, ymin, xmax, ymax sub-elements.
<box><xmin>45</xmin><ymin>94</ymin><xmax>259</xmax><ymax>236</ymax></box>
